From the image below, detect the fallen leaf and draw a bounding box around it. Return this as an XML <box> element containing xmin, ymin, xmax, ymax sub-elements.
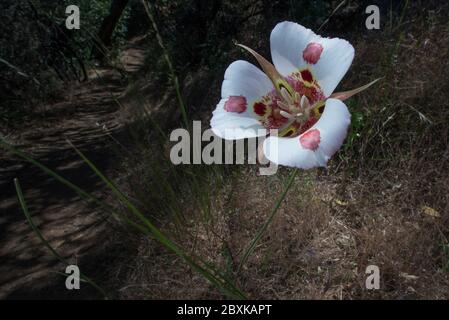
<box><xmin>422</xmin><ymin>205</ymin><xmax>440</xmax><ymax>218</ymax></box>
<box><xmin>400</xmin><ymin>272</ymin><xmax>419</xmax><ymax>281</ymax></box>
<box><xmin>334</xmin><ymin>199</ymin><xmax>348</xmax><ymax>206</ymax></box>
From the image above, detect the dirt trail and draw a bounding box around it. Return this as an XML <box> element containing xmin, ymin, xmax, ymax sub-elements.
<box><xmin>0</xmin><ymin>40</ymin><xmax>145</xmax><ymax>299</ymax></box>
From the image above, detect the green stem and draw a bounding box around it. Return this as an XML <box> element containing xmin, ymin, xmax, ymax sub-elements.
<box><xmin>68</xmin><ymin>140</ymin><xmax>246</xmax><ymax>299</ymax></box>
<box><xmin>238</xmin><ymin>168</ymin><xmax>299</xmax><ymax>272</ymax></box>
<box><xmin>1</xmin><ymin>138</ymin><xmax>246</xmax><ymax>299</ymax></box>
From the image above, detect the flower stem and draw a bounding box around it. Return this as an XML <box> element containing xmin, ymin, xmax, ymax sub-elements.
<box><xmin>238</xmin><ymin>168</ymin><xmax>299</xmax><ymax>273</ymax></box>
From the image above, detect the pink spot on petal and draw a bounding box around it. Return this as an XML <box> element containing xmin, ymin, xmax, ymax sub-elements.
<box><xmin>224</xmin><ymin>96</ymin><xmax>247</xmax><ymax>113</ymax></box>
<box><xmin>303</xmin><ymin>42</ymin><xmax>323</xmax><ymax>64</ymax></box>
<box><xmin>300</xmin><ymin>129</ymin><xmax>321</xmax><ymax>151</ymax></box>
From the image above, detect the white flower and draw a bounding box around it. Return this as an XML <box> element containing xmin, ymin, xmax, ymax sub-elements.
<box><xmin>211</xmin><ymin>21</ymin><xmax>378</xmax><ymax>169</ymax></box>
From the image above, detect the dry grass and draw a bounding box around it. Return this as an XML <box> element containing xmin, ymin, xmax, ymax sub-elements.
<box><xmin>112</xmin><ymin>3</ymin><xmax>449</xmax><ymax>299</ymax></box>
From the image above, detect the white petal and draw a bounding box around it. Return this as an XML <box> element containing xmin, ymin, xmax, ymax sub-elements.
<box><xmin>270</xmin><ymin>21</ymin><xmax>354</xmax><ymax>97</ymax></box>
<box><xmin>221</xmin><ymin>60</ymin><xmax>273</xmax><ymax>101</ymax></box>
<box><xmin>263</xmin><ymin>98</ymin><xmax>351</xmax><ymax>169</ymax></box>
<box><xmin>270</xmin><ymin>22</ymin><xmax>316</xmax><ymax>76</ymax></box>
<box><xmin>313</xmin><ymin>99</ymin><xmax>351</xmax><ymax>157</ymax></box>
<box><xmin>211</xmin><ymin>60</ymin><xmax>274</xmax><ymax>139</ymax></box>
<box><xmin>312</xmin><ymin>38</ymin><xmax>354</xmax><ymax>97</ymax></box>
<box><xmin>211</xmin><ymin>99</ymin><xmax>267</xmax><ymax>139</ymax></box>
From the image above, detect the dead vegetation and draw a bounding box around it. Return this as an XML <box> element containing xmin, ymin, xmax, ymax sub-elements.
<box><xmin>112</xmin><ymin>2</ymin><xmax>449</xmax><ymax>299</ymax></box>
<box><xmin>2</xmin><ymin>1</ymin><xmax>447</xmax><ymax>300</ymax></box>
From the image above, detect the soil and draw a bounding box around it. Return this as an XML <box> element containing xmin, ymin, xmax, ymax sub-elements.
<box><xmin>0</xmin><ymin>40</ymin><xmax>145</xmax><ymax>299</ymax></box>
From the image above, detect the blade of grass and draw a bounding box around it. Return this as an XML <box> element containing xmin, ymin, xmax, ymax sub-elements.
<box><xmin>318</xmin><ymin>0</ymin><xmax>347</xmax><ymax>31</ymax></box>
<box><xmin>67</xmin><ymin>140</ymin><xmax>246</xmax><ymax>299</ymax></box>
<box><xmin>0</xmin><ymin>138</ymin><xmax>147</xmax><ymax>235</ymax></box>
<box><xmin>238</xmin><ymin>168</ymin><xmax>299</xmax><ymax>273</ymax></box>
<box><xmin>14</xmin><ymin>178</ymin><xmax>107</xmax><ymax>298</ymax></box>
<box><xmin>393</xmin><ymin>0</ymin><xmax>410</xmax><ymax>32</ymax></box>
<box><xmin>141</xmin><ymin>0</ymin><xmax>190</xmax><ymax>130</ymax></box>
<box><xmin>0</xmin><ymin>57</ymin><xmax>41</xmax><ymax>85</ymax></box>
<box><xmin>141</xmin><ymin>0</ymin><xmax>213</xmax><ymax>221</ymax></box>
<box><xmin>1</xmin><ymin>138</ymin><xmax>245</xmax><ymax>298</ymax></box>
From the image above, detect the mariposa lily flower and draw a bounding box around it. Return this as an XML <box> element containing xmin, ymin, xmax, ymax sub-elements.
<box><xmin>211</xmin><ymin>21</ymin><xmax>378</xmax><ymax>169</ymax></box>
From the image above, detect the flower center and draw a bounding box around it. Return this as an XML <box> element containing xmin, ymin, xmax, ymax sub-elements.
<box><xmin>277</xmin><ymin>86</ymin><xmax>313</xmax><ymax>124</ymax></box>
<box><xmin>253</xmin><ymin>69</ymin><xmax>326</xmax><ymax>137</ymax></box>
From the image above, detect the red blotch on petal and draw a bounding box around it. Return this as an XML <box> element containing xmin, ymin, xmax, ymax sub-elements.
<box><xmin>303</xmin><ymin>42</ymin><xmax>323</xmax><ymax>64</ymax></box>
<box><xmin>253</xmin><ymin>102</ymin><xmax>267</xmax><ymax>116</ymax></box>
<box><xmin>318</xmin><ymin>105</ymin><xmax>325</xmax><ymax>114</ymax></box>
<box><xmin>300</xmin><ymin>129</ymin><xmax>321</xmax><ymax>151</ymax></box>
<box><xmin>266</xmin><ymin>117</ymin><xmax>288</xmax><ymax>129</ymax></box>
<box><xmin>299</xmin><ymin>116</ymin><xmax>318</xmax><ymax>134</ymax></box>
<box><xmin>286</xmin><ymin>73</ymin><xmax>326</xmax><ymax>105</ymax></box>
<box><xmin>224</xmin><ymin>96</ymin><xmax>247</xmax><ymax>113</ymax></box>
<box><xmin>300</xmin><ymin>69</ymin><xmax>314</xmax><ymax>83</ymax></box>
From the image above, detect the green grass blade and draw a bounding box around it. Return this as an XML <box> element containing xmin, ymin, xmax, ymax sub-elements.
<box><xmin>141</xmin><ymin>0</ymin><xmax>190</xmax><ymax>130</ymax></box>
<box><xmin>2</xmin><ymin>138</ymin><xmax>246</xmax><ymax>298</ymax></box>
<box><xmin>0</xmin><ymin>138</ymin><xmax>147</xmax><ymax>235</ymax></box>
<box><xmin>67</xmin><ymin>140</ymin><xmax>246</xmax><ymax>299</ymax></box>
<box><xmin>238</xmin><ymin>168</ymin><xmax>299</xmax><ymax>273</ymax></box>
<box><xmin>14</xmin><ymin>178</ymin><xmax>107</xmax><ymax>298</ymax></box>
<box><xmin>1</xmin><ymin>138</ymin><xmax>245</xmax><ymax>298</ymax></box>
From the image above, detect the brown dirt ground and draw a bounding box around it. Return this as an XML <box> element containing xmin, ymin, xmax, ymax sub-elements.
<box><xmin>0</xmin><ymin>40</ymin><xmax>145</xmax><ymax>299</ymax></box>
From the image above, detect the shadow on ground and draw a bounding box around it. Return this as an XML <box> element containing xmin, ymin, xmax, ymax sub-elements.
<box><xmin>0</xmin><ymin>42</ymin><xmax>145</xmax><ymax>299</ymax></box>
